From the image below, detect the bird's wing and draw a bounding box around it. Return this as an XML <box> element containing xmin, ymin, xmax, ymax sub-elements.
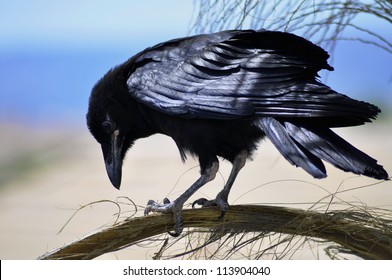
<box><xmin>127</xmin><ymin>30</ymin><xmax>379</xmax><ymax>125</ymax></box>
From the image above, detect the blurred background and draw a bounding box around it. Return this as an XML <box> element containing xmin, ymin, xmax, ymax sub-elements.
<box><xmin>0</xmin><ymin>0</ymin><xmax>391</xmax><ymax>259</ymax></box>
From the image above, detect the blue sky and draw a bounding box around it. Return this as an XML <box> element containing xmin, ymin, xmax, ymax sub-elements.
<box><xmin>0</xmin><ymin>0</ymin><xmax>391</xmax><ymax>126</ymax></box>
<box><xmin>0</xmin><ymin>0</ymin><xmax>193</xmax><ymax>51</ymax></box>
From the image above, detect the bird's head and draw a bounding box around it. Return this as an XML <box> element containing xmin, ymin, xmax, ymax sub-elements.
<box><xmin>86</xmin><ymin>66</ymin><xmax>136</xmax><ymax>189</ymax></box>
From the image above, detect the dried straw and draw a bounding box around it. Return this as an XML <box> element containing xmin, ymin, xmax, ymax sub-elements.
<box><xmin>39</xmin><ymin>204</ymin><xmax>392</xmax><ymax>260</ymax></box>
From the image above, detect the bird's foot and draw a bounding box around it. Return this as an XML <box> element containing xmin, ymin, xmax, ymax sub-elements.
<box><xmin>144</xmin><ymin>198</ymin><xmax>184</xmax><ymax>237</ymax></box>
<box><xmin>192</xmin><ymin>192</ymin><xmax>229</xmax><ymax>220</ymax></box>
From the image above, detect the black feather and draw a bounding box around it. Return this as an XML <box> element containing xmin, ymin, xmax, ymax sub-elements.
<box><xmin>257</xmin><ymin>117</ymin><xmax>327</xmax><ymax>178</ymax></box>
<box><xmin>87</xmin><ymin>29</ymin><xmax>389</xmax><ymax>194</ymax></box>
<box><xmin>283</xmin><ymin>122</ymin><xmax>389</xmax><ymax>180</ymax></box>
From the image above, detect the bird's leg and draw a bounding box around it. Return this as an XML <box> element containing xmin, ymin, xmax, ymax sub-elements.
<box><xmin>193</xmin><ymin>150</ymin><xmax>247</xmax><ymax>218</ymax></box>
<box><xmin>144</xmin><ymin>159</ymin><xmax>219</xmax><ymax>236</ymax></box>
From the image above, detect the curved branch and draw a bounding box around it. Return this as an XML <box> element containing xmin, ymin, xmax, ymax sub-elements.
<box><xmin>39</xmin><ymin>205</ymin><xmax>392</xmax><ymax>260</ymax></box>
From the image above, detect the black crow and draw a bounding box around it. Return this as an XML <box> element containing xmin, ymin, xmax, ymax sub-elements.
<box><xmin>87</xmin><ymin>29</ymin><xmax>389</xmax><ymax>236</ymax></box>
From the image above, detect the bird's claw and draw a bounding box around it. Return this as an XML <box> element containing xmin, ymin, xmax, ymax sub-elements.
<box><xmin>144</xmin><ymin>198</ymin><xmax>184</xmax><ymax>236</ymax></box>
<box><xmin>192</xmin><ymin>192</ymin><xmax>229</xmax><ymax>220</ymax></box>
<box><xmin>192</xmin><ymin>198</ymin><xmax>217</xmax><ymax>208</ymax></box>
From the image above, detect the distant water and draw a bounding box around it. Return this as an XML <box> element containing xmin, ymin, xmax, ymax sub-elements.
<box><xmin>0</xmin><ymin>49</ymin><xmax>139</xmax><ymax>126</ymax></box>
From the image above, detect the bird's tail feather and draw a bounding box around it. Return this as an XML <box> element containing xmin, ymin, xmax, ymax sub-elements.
<box><xmin>257</xmin><ymin>117</ymin><xmax>389</xmax><ymax>180</ymax></box>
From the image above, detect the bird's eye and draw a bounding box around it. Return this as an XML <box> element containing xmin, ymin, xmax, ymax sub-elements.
<box><xmin>101</xmin><ymin>120</ymin><xmax>115</xmax><ymax>134</ymax></box>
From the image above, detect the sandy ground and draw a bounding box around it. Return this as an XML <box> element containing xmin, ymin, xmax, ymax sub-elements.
<box><xmin>0</xmin><ymin>120</ymin><xmax>391</xmax><ymax>259</ymax></box>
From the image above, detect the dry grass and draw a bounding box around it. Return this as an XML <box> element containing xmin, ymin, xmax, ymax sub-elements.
<box><xmin>192</xmin><ymin>0</ymin><xmax>392</xmax><ymax>54</ymax></box>
<box><xmin>39</xmin><ymin>202</ymin><xmax>392</xmax><ymax>260</ymax></box>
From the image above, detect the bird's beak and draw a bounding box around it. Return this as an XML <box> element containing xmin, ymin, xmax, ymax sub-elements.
<box><xmin>101</xmin><ymin>130</ymin><xmax>123</xmax><ymax>189</ymax></box>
